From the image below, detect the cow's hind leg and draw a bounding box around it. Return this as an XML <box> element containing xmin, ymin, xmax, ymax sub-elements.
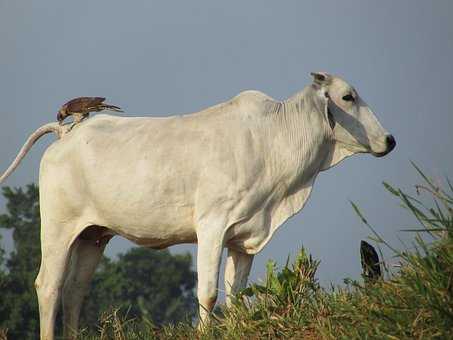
<box><xmin>35</xmin><ymin>223</ymin><xmax>75</xmax><ymax>340</ymax></box>
<box><xmin>224</xmin><ymin>249</ymin><xmax>253</xmax><ymax>307</ymax></box>
<box><xmin>62</xmin><ymin>227</ymin><xmax>111</xmax><ymax>339</ymax></box>
<box><xmin>196</xmin><ymin>220</ymin><xmax>226</xmax><ymax>329</ymax></box>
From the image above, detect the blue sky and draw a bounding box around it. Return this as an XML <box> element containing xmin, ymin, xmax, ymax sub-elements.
<box><xmin>1</xmin><ymin>1</ymin><xmax>452</xmax><ymax>294</ymax></box>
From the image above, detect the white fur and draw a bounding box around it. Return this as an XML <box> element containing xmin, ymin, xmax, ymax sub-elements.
<box><xmin>0</xmin><ymin>74</ymin><xmax>393</xmax><ymax>339</ymax></box>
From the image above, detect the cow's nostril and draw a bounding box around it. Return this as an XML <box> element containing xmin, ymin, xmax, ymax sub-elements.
<box><xmin>385</xmin><ymin>134</ymin><xmax>396</xmax><ymax>151</ymax></box>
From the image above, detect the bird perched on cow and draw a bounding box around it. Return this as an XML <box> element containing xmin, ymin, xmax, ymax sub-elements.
<box><xmin>57</xmin><ymin>97</ymin><xmax>123</xmax><ymax>130</ymax></box>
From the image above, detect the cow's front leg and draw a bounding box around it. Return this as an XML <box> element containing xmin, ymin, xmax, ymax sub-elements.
<box><xmin>224</xmin><ymin>248</ymin><xmax>253</xmax><ymax>307</ymax></box>
<box><xmin>196</xmin><ymin>222</ymin><xmax>225</xmax><ymax>329</ymax></box>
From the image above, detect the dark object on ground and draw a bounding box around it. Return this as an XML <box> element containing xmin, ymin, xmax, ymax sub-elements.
<box><xmin>360</xmin><ymin>240</ymin><xmax>382</xmax><ymax>281</ymax></box>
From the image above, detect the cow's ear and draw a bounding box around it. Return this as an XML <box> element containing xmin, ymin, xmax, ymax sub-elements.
<box><xmin>311</xmin><ymin>72</ymin><xmax>334</xmax><ymax>130</ymax></box>
<box><xmin>310</xmin><ymin>72</ymin><xmax>332</xmax><ymax>87</ymax></box>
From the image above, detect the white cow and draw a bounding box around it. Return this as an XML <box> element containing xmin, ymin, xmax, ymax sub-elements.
<box><xmin>0</xmin><ymin>72</ymin><xmax>395</xmax><ymax>339</ymax></box>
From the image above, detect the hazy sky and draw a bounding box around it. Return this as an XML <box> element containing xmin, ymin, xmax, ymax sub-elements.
<box><xmin>1</xmin><ymin>0</ymin><xmax>452</xmax><ymax>294</ymax></box>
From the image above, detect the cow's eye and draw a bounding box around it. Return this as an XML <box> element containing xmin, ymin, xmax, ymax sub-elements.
<box><xmin>342</xmin><ymin>94</ymin><xmax>355</xmax><ymax>102</ymax></box>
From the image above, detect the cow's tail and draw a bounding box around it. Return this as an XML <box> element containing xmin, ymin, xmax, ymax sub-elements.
<box><xmin>0</xmin><ymin>122</ymin><xmax>63</xmax><ymax>184</ymax></box>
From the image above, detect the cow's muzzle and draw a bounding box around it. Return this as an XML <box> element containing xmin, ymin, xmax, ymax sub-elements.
<box><xmin>372</xmin><ymin>134</ymin><xmax>396</xmax><ymax>157</ymax></box>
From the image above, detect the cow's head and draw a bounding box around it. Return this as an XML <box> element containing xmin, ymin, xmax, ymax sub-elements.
<box><xmin>311</xmin><ymin>72</ymin><xmax>395</xmax><ymax>159</ymax></box>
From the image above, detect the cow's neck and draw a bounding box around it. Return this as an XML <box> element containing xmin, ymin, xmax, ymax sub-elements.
<box><xmin>244</xmin><ymin>89</ymin><xmax>334</xmax><ymax>253</ymax></box>
<box><xmin>267</xmin><ymin>87</ymin><xmax>333</xmax><ymax>191</ymax></box>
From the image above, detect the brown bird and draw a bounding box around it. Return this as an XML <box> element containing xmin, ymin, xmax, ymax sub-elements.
<box><xmin>57</xmin><ymin>97</ymin><xmax>123</xmax><ymax>129</ymax></box>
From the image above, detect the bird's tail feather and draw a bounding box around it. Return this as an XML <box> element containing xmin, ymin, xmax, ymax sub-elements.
<box><xmin>100</xmin><ymin>104</ymin><xmax>123</xmax><ymax>112</ymax></box>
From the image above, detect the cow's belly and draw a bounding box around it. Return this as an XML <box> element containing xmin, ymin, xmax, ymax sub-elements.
<box><xmin>83</xmin><ymin>198</ymin><xmax>197</xmax><ymax>248</ymax></box>
<box><xmin>85</xmin><ymin>181</ymin><xmax>198</xmax><ymax>248</ymax></box>
<box><xmin>111</xmin><ymin>220</ymin><xmax>198</xmax><ymax>249</ymax></box>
